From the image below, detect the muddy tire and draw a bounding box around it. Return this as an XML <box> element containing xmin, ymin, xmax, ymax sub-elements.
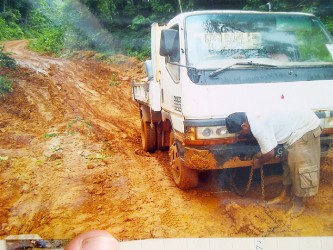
<box><xmin>156</xmin><ymin>122</ymin><xmax>169</xmax><ymax>151</ymax></box>
<box><xmin>141</xmin><ymin>120</ymin><xmax>156</xmax><ymax>153</ymax></box>
<box><xmin>169</xmin><ymin>132</ymin><xmax>198</xmax><ymax>189</ymax></box>
<box><xmin>156</xmin><ymin>122</ymin><xmax>163</xmax><ymax>150</ymax></box>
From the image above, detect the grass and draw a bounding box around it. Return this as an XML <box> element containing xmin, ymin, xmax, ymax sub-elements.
<box><xmin>109</xmin><ymin>73</ymin><xmax>120</xmax><ymax>87</ymax></box>
<box><xmin>0</xmin><ymin>156</ymin><xmax>9</xmax><ymax>161</ymax></box>
<box><xmin>43</xmin><ymin>132</ymin><xmax>58</xmax><ymax>138</ymax></box>
<box><xmin>90</xmin><ymin>153</ymin><xmax>108</xmax><ymax>160</ymax></box>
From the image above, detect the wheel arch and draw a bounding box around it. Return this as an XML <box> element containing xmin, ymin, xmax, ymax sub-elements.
<box><xmin>140</xmin><ymin>104</ymin><xmax>162</xmax><ymax>123</ymax></box>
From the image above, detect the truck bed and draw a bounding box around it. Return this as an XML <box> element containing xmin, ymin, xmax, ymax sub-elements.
<box><xmin>132</xmin><ymin>80</ymin><xmax>149</xmax><ymax>105</ymax></box>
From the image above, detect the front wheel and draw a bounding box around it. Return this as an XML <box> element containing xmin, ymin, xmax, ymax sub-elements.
<box><xmin>169</xmin><ymin>132</ymin><xmax>198</xmax><ymax>189</ymax></box>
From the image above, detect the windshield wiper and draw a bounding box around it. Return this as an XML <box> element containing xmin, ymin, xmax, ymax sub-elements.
<box><xmin>209</xmin><ymin>61</ymin><xmax>278</xmax><ymax>78</ymax></box>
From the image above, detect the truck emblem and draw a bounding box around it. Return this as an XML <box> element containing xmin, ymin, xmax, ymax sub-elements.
<box><xmin>173</xmin><ymin>96</ymin><xmax>182</xmax><ymax>112</ymax></box>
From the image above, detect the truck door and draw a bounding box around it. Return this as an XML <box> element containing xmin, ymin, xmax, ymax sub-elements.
<box><xmin>159</xmin><ymin>24</ymin><xmax>183</xmax><ymax>117</ymax></box>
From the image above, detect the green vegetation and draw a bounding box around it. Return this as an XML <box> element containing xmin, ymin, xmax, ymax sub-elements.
<box><xmin>109</xmin><ymin>73</ymin><xmax>120</xmax><ymax>86</ymax></box>
<box><xmin>0</xmin><ymin>46</ymin><xmax>16</xmax><ymax>68</ymax></box>
<box><xmin>0</xmin><ymin>0</ymin><xmax>332</xmax><ymax>59</ymax></box>
<box><xmin>0</xmin><ymin>9</ymin><xmax>24</xmax><ymax>40</ymax></box>
<box><xmin>0</xmin><ymin>45</ymin><xmax>16</xmax><ymax>96</ymax></box>
<box><xmin>0</xmin><ymin>75</ymin><xmax>13</xmax><ymax>96</ymax></box>
<box><xmin>43</xmin><ymin>132</ymin><xmax>58</xmax><ymax>138</ymax></box>
<box><xmin>0</xmin><ymin>156</ymin><xmax>9</xmax><ymax>161</ymax></box>
<box><xmin>90</xmin><ymin>153</ymin><xmax>108</xmax><ymax>160</ymax></box>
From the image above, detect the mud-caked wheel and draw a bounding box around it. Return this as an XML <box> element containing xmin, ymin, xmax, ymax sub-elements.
<box><xmin>169</xmin><ymin>132</ymin><xmax>198</xmax><ymax>189</ymax></box>
<box><xmin>141</xmin><ymin>119</ymin><xmax>156</xmax><ymax>153</ymax></box>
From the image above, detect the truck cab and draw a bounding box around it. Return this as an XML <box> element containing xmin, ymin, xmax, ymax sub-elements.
<box><xmin>133</xmin><ymin>10</ymin><xmax>333</xmax><ymax>189</ymax></box>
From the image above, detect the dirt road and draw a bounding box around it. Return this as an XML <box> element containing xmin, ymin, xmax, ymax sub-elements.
<box><xmin>1</xmin><ymin>40</ymin><xmax>333</xmax><ymax>241</ymax></box>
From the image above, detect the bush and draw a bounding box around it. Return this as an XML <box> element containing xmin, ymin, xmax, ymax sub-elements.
<box><xmin>0</xmin><ymin>46</ymin><xmax>16</xmax><ymax>69</ymax></box>
<box><xmin>29</xmin><ymin>27</ymin><xmax>64</xmax><ymax>54</ymax></box>
<box><xmin>0</xmin><ymin>46</ymin><xmax>16</xmax><ymax>97</ymax></box>
<box><xmin>26</xmin><ymin>8</ymin><xmax>65</xmax><ymax>54</ymax></box>
<box><xmin>0</xmin><ymin>9</ymin><xmax>25</xmax><ymax>41</ymax></box>
<box><xmin>0</xmin><ymin>76</ymin><xmax>13</xmax><ymax>96</ymax></box>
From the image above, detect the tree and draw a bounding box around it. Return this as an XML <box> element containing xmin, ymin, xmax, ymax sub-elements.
<box><xmin>0</xmin><ymin>0</ymin><xmax>332</xmax><ymax>56</ymax></box>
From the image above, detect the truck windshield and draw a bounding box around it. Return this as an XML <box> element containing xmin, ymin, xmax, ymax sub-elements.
<box><xmin>185</xmin><ymin>13</ymin><xmax>333</xmax><ymax>69</ymax></box>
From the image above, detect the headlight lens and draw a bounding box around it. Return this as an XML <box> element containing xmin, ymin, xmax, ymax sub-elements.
<box><xmin>202</xmin><ymin>128</ymin><xmax>213</xmax><ymax>137</ymax></box>
<box><xmin>196</xmin><ymin>126</ymin><xmax>235</xmax><ymax>139</ymax></box>
<box><xmin>216</xmin><ymin>127</ymin><xmax>229</xmax><ymax>136</ymax></box>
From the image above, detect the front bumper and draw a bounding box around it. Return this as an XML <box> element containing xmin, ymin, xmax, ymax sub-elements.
<box><xmin>180</xmin><ymin>141</ymin><xmax>263</xmax><ymax>170</ymax></box>
<box><xmin>178</xmin><ymin>134</ymin><xmax>333</xmax><ymax>170</ymax></box>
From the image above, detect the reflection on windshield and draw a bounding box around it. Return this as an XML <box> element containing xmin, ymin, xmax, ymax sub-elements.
<box><xmin>185</xmin><ymin>13</ymin><xmax>333</xmax><ymax>68</ymax></box>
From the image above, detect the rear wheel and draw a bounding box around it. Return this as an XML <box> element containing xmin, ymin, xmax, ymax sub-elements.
<box><xmin>169</xmin><ymin>132</ymin><xmax>198</xmax><ymax>189</ymax></box>
<box><xmin>141</xmin><ymin>119</ymin><xmax>156</xmax><ymax>153</ymax></box>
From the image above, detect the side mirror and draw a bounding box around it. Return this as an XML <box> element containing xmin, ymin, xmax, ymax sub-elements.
<box><xmin>160</xmin><ymin>29</ymin><xmax>179</xmax><ymax>57</ymax></box>
<box><xmin>144</xmin><ymin>60</ymin><xmax>153</xmax><ymax>80</ymax></box>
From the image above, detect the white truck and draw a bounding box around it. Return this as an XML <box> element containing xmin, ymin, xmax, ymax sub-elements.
<box><xmin>132</xmin><ymin>10</ymin><xmax>333</xmax><ymax>190</ymax></box>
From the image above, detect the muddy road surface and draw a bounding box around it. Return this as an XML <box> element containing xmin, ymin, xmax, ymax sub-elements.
<box><xmin>1</xmin><ymin>40</ymin><xmax>333</xmax><ymax>241</ymax></box>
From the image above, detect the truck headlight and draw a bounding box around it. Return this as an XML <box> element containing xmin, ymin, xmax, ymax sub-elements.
<box><xmin>202</xmin><ymin>128</ymin><xmax>213</xmax><ymax>137</ymax></box>
<box><xmin>196</xmin><ymin>126</ymin><xmax>234</xmax><ymax>139</ymax></box>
